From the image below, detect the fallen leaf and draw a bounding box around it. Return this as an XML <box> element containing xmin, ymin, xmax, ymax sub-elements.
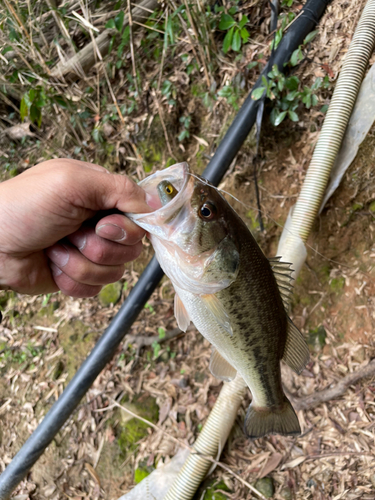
<box><xmin>259</xmin><ymin>453</ymin><xmax>283</xmax><ymax>478</ymax></box>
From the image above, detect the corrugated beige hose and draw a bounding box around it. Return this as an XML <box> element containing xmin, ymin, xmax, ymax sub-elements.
<box><xmin>162</xmin><ymin>2</ymin><xmax>375</xmax><ymax>499</ymax></box>
<box><xmin>278</xmin><ymin>0</ymin><xmax>375</xmax><ymax>269</ymax></box>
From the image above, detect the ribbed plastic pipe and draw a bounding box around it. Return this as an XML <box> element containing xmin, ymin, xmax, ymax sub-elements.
<box><xmin>289</xmin><ymin>0</ymin><xmax>375</xmax><ymax>243</ymax></box>
<box><xmin>163</xmin><ymin>375</ymin><xmax>246</xmax><ymax>500</ymax></box>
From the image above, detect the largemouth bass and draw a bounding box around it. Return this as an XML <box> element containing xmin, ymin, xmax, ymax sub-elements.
<box><xmin>128</xmin><ymin>163</ymin><xmax>309</xmax><ymax>438</ymax></box>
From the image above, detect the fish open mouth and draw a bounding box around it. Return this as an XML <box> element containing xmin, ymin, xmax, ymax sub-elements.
<box><xmin>127</xmin><ymin>162</ymin><xmax>194</xmax><ymax>237</ymax></box>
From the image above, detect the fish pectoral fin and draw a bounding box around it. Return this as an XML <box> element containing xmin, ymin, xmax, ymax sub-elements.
<box><xmin>201</xmin><ymin>294</ymin><xmax>233</xmax><ymax>336</ymax></box>
<box><xmin>209</xmin><ymin>348</ymin><xmax>237</xmax><ymax>382</ymax></box>
<box><xmin>174</xmin><ymin>292</ymin><xmax>191</xmax><ymax>332</ymax></box>
<box><xmin>282</xmin><ymin>318</ymin><xmax>310</xmax><ymax>374</ymax></box>
<box><xmin>269</xmin><ymin>256</ymin><xmax>294</xmax><ymax>310</ymax></box>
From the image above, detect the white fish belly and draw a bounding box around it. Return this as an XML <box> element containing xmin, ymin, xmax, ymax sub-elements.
<box><xmin>175</xmin><ymin>285</ymin><xmax>269</xmax><ymax>407</ymax></box>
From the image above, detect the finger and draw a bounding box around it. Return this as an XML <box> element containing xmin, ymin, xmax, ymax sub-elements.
<box><xmin>46</xmin><ymin>243</ymin><xmax>125</xmax><ymax>286</ymax></box>
<box><xmin>46</xmin><ymin>160</ymin><xmax>153</xmax><ymax>214</ymax></box>
<box><xmin>95</xmin><ymin>214</ymin><xmax>145</xmax><ymax>245</ymax></box>
<box><xmin>50</xmin><ymin>264</ymin><xmax>102</xmax><ymax>298</ymax></box>
<box><xmin>67</xmin><ymin>227</ymin><xmax>143</xmax><ymax>265</ymax></box>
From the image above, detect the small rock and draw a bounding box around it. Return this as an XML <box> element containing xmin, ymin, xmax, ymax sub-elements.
<box><xmin>103</xmin><ymin>122</ymin><xmax>114</xmax><ymax>137</ymax></box>
<box><xmin>307</xmin><ymin>479</ymin><xmax>317</xmax><ymax>488</ymax></box>
<box><xmin>280</xmin><ymin>487</ymin><xmax>292</xmax><ymax>500</ymax></box>
<box><xmin>99</xmin><ymin>282</ymin><xmax>122</xmax><ymax>306</ymax></box>
<box><xmin>255</xmin><ymin>477</ymin><xmax>274</xmax><ymax>498</ymax></box>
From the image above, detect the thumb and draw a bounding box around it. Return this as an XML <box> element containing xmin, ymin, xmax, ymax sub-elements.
<box><xmin>47</xmin><ymin>160</ymin><xmax>154</xmax><ymax>214</ymax></box>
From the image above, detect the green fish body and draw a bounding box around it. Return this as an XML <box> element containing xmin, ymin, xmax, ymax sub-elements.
<box><xmin>127</xmin><ymin>163</ymin><xmax>309</xmax><ymax>438</ymax></box>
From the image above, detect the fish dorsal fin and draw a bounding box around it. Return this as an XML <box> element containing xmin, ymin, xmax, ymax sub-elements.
<box><xmin>174</xmin><ymin>292</ymin><xmax>191</xmax><ymax>332</ymax></box>
<box><xmin>282</xmin><ymin>318</ymin><xmax>310</xmax><ymax>374</ymax></box>
<box><xmin>201</xmin><ymin>294</ymin><xmax>233</xmax><ymax>336</ymax></box>
<box><xmin>209</xmin><ymin>348</ymin><xmax>237</xmax><ymax>381</ymax></box>
<box><xmin>269</xmin><ymin>256</ymin><xmax>294</xmax><ymax>310</ymax></box>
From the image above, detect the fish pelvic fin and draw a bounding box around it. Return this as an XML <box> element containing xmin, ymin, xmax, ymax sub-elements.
<box><xmin>174</xmin><ymin>292</ymin><xmax>191</xmax><ymax>332</ymax></box>
<box><xmin>209</xmin><ymin>347</ymin><xmax>237</xmax><ymax>382</ymax></box>
<box><xmin>282</xmin><ymin>318</ymin><xmax>310</xmax><ymax>374</ymax></box>
<box><xmin>244</xmin><ymin>397</ymin><xmax>301</xmax><ymax>439</ymax></box>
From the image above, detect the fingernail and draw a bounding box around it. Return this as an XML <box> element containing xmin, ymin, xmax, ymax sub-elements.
<box><xmin>96</xmin><ymin>224</ymin><xmax>126</xmax><ymax>242</ymax></box>
<box><xmin>50</xmin><ymin>263</ymin><xmax>63</xmax><ymax>277</ymax></box>
<box><xmin>70</xmin><ymin>231</ymin><xmax>86</xmax><ymax>251</ymax></box>
<box><xmin>47</xmin><ymin>245</ymin><xmax>70</xmax><ymax>268</ymax></box>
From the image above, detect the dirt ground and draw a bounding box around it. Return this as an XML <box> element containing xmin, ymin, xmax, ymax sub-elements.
<box><xmin>1</xmin><ymin>0</ymin><xmax>375</xmax><ymax>499</ymax></box>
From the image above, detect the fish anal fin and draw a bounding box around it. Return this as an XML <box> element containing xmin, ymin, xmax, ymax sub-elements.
<box><xmin>201</xmin><ymin>294</ymin><xmax>233</xmax><ymax>336</ymax></box>
<box><xmin>209</xmin><ymin>348</ymin><xmax>237</xmax><ymax>382</ymax></box>
<box><xmin>174</xmin><ymin>293</ymin><xmax>190</xmax><ymax>332</ymax></box>
<box><xmin>244</xmin><ymin>397</ymin><xmax>300</xmax><ymax>439</ymax></box>
<box><xmin>269</xmin><ymin>256</ymin><xmax>294</xmax><ymax>310</ymax></box>
<box><xmin>282</xmin><ymin>318</ymin><xmax>310</xmax><ymax>374</ymax></box>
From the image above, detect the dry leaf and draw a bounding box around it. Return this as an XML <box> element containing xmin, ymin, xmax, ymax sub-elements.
<box><xmin>259</xmin><ymin>453</ymin><xmax>283</xmax><ymax>478</ymax></box>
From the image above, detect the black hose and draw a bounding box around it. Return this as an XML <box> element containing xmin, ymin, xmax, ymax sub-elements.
<box><xmin>0</xmin><ymin>1</ymin><xmax>330</xmax><ymax>497</ymax></box>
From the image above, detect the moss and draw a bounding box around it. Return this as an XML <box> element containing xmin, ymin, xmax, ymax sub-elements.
<box><xmin>59</xmin><ymin>320</ymin><xmax>95</xmax><ymax>380</ymax></box>
<box><xmin>369</xmin><ymin>201</ymin><xmax>375</xmax><ymax>213</ymax></box>
<box><xmin>202</xmin><ymin>480</ymin><xmax>230</xmax><ymax>500</ymax></box>
<box><xmin>117</xmin><ymin>395</ymin><xmax>159</xmax><ymax>458</ymax></box>
<box><xmin>308</xmin><ymin>325</ymin><xmax>327</xmax><ymax>352</ymax></box>
<box><xmin>330</xmin><ymin>277</ymin><xmax>345</xmax><ymax>293</ymax></box>
<box><xmin>98</xmin><ymin>282</ymin><xmax>122</xmax><ymax>306</ymax></box>
<box><xmin>254</xmin><ymin>477</ymin><xmax>274</xmax><ymax>498</ymax></box>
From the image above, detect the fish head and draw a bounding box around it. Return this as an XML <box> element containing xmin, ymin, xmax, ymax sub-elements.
<box><xmin>126</xmin><ymin>163</ymin><xmax>240</xmax><ymax>294</ymax></box>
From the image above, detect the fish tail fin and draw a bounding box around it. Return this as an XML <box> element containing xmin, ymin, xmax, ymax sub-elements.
<box><xmin>244</xmin><ymin>397</ymin><xmax>301</xmax><ymax>439</ymax></box>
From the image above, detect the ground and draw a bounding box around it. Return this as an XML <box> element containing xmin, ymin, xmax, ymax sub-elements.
<box><xmin>1</xmin><ymin>0</ymin><xmax>375</xmax><ymax>499</ymax></box>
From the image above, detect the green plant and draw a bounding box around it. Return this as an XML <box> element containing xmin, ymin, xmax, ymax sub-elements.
<box><xmin>218</xmin><ymin>8</ymin><xmax>249</xmax><ymax>53</ymax></box>
<box><xmin>20</xmin><ymin>88</ymin><xmax>47</xmax><ymax>127</ymax></box>
<box><xmin>251</xmin><ymin>64</ymin><xmax>329</xmax><ymax>126</ymax></box>
<box><xmin>218</xmin><ymin>83</ymin><xmax>241</xmax><ymax>110</ymax></box>
<box><xmin>178</xmin><ymin>115</ymin><xmax>191</xmax><ymax>141</ymax></box>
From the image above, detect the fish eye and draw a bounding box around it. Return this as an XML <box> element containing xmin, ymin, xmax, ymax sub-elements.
<box><xmin>199</xmin><ymin>203</ymin><xmax>216</xmax><ymax>220</ymax></box>
<box><xmin>164</xmin><ymin>184</ymin><xmax>174</xmax><ymax>195</ymax></box>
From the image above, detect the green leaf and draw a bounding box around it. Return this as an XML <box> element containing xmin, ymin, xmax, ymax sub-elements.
<box><xmin>311</xmin><ymin>94</ymin><xmax>318</xmax><ymax>106</ymax></box>
<box><xmin>248</xmin><ymin>61</ymin><xmax>258</xmax><ymax>69</ymax></box>
<box><xmin>290</xmin><ymin>48</ymin><xmax>303</xmax><ymax>66</ymax></box>
<box><xmin>108</xmin><ymin>35</ymin><xmax>116</xmax><ymax>54</ymax></box>
<box><xmin>304</xmin><ymin>30</ymin><xmax>318</xmax><ymax>44</ymax></box>
<box><xmin>251</xmin><ymin>87</ymin><xmax>265</xmax><ymax>100</ymax></box>
<box><xmin>20</xmin><ymin>96</ymin><xmax>28</xmax><ymax>121</ymax></box>
<box><xmin>222</xmin><ymin>26</ymin><xmax>234</xmax><ymax>53</ymax></box>
<box><xmin>274</xmin><ymin>110</ymin><xmax>287</xmax><ymax>126</ymax></box>
<box><xmin>115</xmin><ymin>11</ymin><xmax>124</xmax><ymax>32</ymax></box>
<box><xmin>105</xmin><ymin>19</ymin><xmax>116</xmax><ymax>30</ymax></box>
<box><xmin>288</xmin><ymin>110</ymin><xmax>299</xmax><ymax>122</ymax></box>
<box><xmin>166</xmin><ymin>16</ymin><xmax>174</xmax><ymax>45</ymax></box>
<box><xmin>285</xmin><ymin>75</ymin><xmax>299</xmax><ymax>91</ymax></box>
<box><xmin>219</xmin><ymin>13</ymin><xmax>236</xmax><ymax>30</ymax></box>
<box><xmin>320</xmin><ymin>104</ymin><xmax>328</xmax><ymax>113</ymax></box>
<box><xmin>240</xmin><ymin>27</ymin><xmax>249</xmax><ymax>42</ymax></box>
<box><xmin>232</xmin><ymin>29</ymin><xmax>241</xmax><ymax>51</ymax></box>
<box><xmin>228</xmin><ymin>6</ymin><xmax>237</xmax><ymax>15</ymax></box>
<box><xmin>30</xmin><ymin>104</ymin><xmax>42</xmax><ymax>127</ymax></box>
<box><xmin>158</xmin><ymin>327</ymin><xmax>166</xmax><ymax>339</ymax></box>
<box><xmin>28</xmin><ymin>89</ymin><xmax>36</xmax><ymax>102</ymax></box>
<box><xmin>239</xmin><ymin>15</ymin><xmax>248</xmax><ymax>29</ymax></box>
<box><xmin>54</xmin><ymin>96</ymin><xmax>68</xmax><ymax>108</ymax></box>
<box><xmin>278</xmin><ymin>79</ymin><xmax>284</xmax><ymax>92</ymax></box>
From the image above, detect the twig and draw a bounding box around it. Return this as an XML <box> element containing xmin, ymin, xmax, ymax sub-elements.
<box><xmin>152</xmin><ymin>90</ymin><xmax>176</xmax><ymax>160</ymax></box>
<box><xmin>109</xmin><ymin>398</ymin><xmax>268</xmax><ymax>500</ymax></box>
<box><xmin>124</xmin><ymin>326</ymin><xmax>189</xmax><ymax>358</ymax></box>
<box><xmin>128</xmin><ymin>0</ymin><xmax>140</xmax><ymax>97</ymax></box>
<box><xmin>293</xmin><ymin>359</ymin><xmax>375</xmax><ymax>411</ymax></box>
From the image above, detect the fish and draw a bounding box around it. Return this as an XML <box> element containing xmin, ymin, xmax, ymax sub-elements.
<box><xmin>127</xmin><ymin>162</ymin><xmax>309</xmax><ymax>438</ymax></box>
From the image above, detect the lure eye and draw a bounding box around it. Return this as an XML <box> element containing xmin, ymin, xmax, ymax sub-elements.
<box><xmin>199</xmin><ymin>203</ymin><xmax>216</xmax><ymax>220</ymax></box>
<box><xmin>164</xmin><ymin>184</ymin><xmax>174</xmax><ymax>195</ymax></box>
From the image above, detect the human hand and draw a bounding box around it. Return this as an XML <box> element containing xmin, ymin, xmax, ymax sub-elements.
<box><xmin>0</xmin><ymin>159</ymin><xmax>153</xmax><ymax>297</ymax></box>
